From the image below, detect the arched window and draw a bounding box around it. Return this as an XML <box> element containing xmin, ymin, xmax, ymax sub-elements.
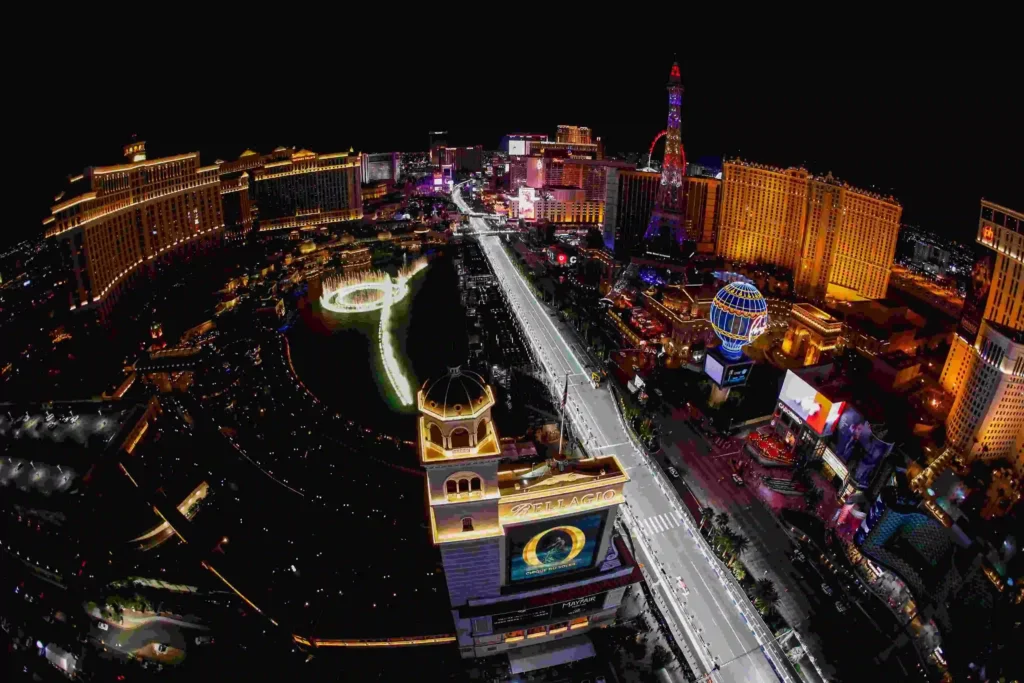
<box><xmin>476</xmin><ymin>420</ymin><xmax>487</xmax><ymax>443</ymax></box>
<box><xmin>458</xmin><ymin>479</ymin><xmax>469</xmax><ymax>493</ymax></box>
<box><xmin>446</xmin><ymin>480</ymin><xmax>457</xmax><ymax>495</ymax></box>
<box><xmin>470</xmin><ymin>477</ymin><xmax>481</xmax><ymax>492</ymax></box>
<box><xmin>429</xmin><ymin>424</ymin><xmax>443</xmax><ymax>446</ymax></box>
<box><xmin>451</xmin><ymin>428</ymin><xmax>470</xmax><ymax>449</ymax></box>
<box><xmin>462</xmin><ymin>517</ymin><xmax>474</xmax><ymax>532</ymax></box>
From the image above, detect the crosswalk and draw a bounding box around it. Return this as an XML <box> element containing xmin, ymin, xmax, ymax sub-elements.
<box><xmin>639</xmin><ymin>511</ymin><xmax>687</xmax><ymax>535</ymax></box>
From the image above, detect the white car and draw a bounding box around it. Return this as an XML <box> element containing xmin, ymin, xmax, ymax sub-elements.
<box><xmin>677</xmin><ymin>577</ymin><xmax>690</xmax><ymax>596</ymax></box>
<box><xmin>667</xmin><ymin>467</ymin><xmax>680</xmax><ymax>479</ymax></box>
<box><xmin>821</xmin><ymin>583</ymin><xmax>834</xmax><ymax>596</ymax></box>
<box><xmin>834</xmin><ymin>601</ymin><xmax>847</xmax><ymax>614</ymax></box>
<box><xmin>97</xmin><ymin>622</ymin><xmax>109</xmax><ymax>631</ymax></box>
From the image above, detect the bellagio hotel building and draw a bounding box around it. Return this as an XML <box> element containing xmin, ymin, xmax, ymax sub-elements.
<box><xmin>717</xmin><ymin>160</ymin><xmax>902</xmax><ymax>301</ymax></box>
<box><xmin>45</xmin><ymin>142</ymin><xmax>223</xmax><ymax>312</ymax></box>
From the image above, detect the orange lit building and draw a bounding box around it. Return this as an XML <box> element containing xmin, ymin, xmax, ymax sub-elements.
<box><xmin>418</xmin><ymin>369</ymin><xmax>640</xmax><ymax>660</ymax></box>
<box><xmin>556</xmin><ymin>125</ymin><xmax>592</xmax><ymax>145</ymax></box>
<box><xmin>251</xmin><ymin>148</ymin><xmax>363</xmax><ymax>233</ymax></box>
<box><xmin>717</xmin><ymin>160</ymin><xmax>901</xmax><ymax>301</ymax></box>
<box><xmin>45</xmin><ymin>142</ymin><xmax>224</xmax><ymax>312</ymax></box>
<box><xmin>939</xmin><ymin>201</ymin><xmax>1024</xmax><ymax>477</ymax></box>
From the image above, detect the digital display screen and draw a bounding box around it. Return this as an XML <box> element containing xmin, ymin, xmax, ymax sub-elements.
<box><xmin>721</xmin><ymin>362</ymin><xmax>754</xmax><ymax>387</ymax></box>
<box><xmin>507</xmin><ymin>510</ymin><xmax>606</xmax><ymax>584</ymax></box>
<box><xmin>509</xmin><ymin>140</ymin><xmax>526</xmax><ymax>156</ymax></box>
<box><xmin>831</xmin><ymin>407</ymin><xmax>893</xmax><ymax>488</ymax></box>
<box><xmin>778</xmin><ymin>371</ymin><xmax>845</xmax><ymax>436</ymax></box>
<box><xmin>704</xmin><ymin>354</ymin><xmax>724</xmax><ymax>385</ymax></box>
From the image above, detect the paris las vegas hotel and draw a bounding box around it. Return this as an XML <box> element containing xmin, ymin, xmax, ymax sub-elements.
<box><xmin>418</xmin><ymin>368</ymin><xmax>641</xmax><ymax>661</ymax></box>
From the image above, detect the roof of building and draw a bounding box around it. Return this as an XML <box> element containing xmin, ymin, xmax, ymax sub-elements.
<box><xmin>420</xmin><ymin>367</ymin><xmax>492</xmax><ymax>419</ymax></box>
<box><xmin>497</xmin><ymin>455</ymin><xmax>627</xmax><ymax>497</ymax></box>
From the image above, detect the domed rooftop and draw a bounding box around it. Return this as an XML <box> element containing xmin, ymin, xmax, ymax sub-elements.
<box><xmin>420</xmin><ymin>367</ymin><xmax>493</xmax><ymax>420</ymax></box>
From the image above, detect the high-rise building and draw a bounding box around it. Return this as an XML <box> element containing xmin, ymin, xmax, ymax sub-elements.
<box><xmin>943</xmin><ymin>321</ymin><xmax>1024</xmax><ymax>467</ymax></box>
<box><xmin>45</xmin><ymin>142</ymin><xmax>224</xmax><ymax>311</ymax></box>
<box><xmin>643</xmin><ymin>62</ymin><xmax>688</xmax><ymax>250</ymax></box>
<box><xmin>250</xmin><ymin>149</ymin><xmax>362</xmax><ymax>233</ymax></box>
<box><xmin>361</xmin><ymin>152</ymin><xmax>400</xmax><ymax>183</ymax></box>
<box><xmin>503</xmin><ymin>133</ymin><xmax>548</xmax><ymax>156</ymax></box>
<box><xmin>717</xmin><ymin>160</ymin><xmax>902</xmax><ymax>301</ymax></box>
<box><xmin>556</xmin><ymin>125</ymin><xmax>592</xmax><ymax>145</ymax></box>
<box><xmin>418</xmin><ymin>369</ymin><xmax>640</xmax><ymax>660</ymax></box>
<box><xmin>939</xmin><ymin>201</ymin><xmax>1024</xmax><ymax>476</ymax></box>
<box><xmin>610</xmin><ymin>170</ymin><xmax>660</xmax><ymax>259</ymax></box>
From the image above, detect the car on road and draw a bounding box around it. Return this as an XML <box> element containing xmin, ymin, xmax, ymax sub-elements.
<box><xmin>834</xmin><ymin>601</ymin><xmax>847</xmax><ymax>614</ymax></box>
<box><xmin>667</xmin><ymin>467</ymin><xmax>680</xmax><ymax>479</ymax></box>
<box><xmin>792</xmin><ymin>550</ymin><xmax>806</xmax><ymax>562</ymax></box>
<box><xmin>677</xmin><ymin>577</ymin><xmax>690</xmax><ymax>596</ymax></box>
<box><xmin>821</xmin><ymin>583</ymin><xmax>834</xmax><ymax>596</ymax></box>
<box><xmin>97</xmin><ymin>622</ymin><xmax>109</xmax><ymax>631</ymax></box>
<box><xmin>731</xmin><ymin>473</ymin><xmax>745</xmax><ymax>486</ymax></box>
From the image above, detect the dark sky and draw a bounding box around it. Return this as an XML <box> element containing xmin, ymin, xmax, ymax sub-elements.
<box><xmin>14</xmin><ymin>58</ymin><xmax>1021</xmax><ymax>250</ymax></box>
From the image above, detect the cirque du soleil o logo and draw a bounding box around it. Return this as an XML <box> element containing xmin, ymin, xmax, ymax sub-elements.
<box><xmin>522</xmin><ymin>525</ymin><xmax>586</xmax><ymax>567</ymax></box>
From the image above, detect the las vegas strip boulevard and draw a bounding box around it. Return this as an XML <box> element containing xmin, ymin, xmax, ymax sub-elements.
<box><xmin>507</xmin><ymin>510</ymin><xmax>607</xmax><ymax>583</ymax></box>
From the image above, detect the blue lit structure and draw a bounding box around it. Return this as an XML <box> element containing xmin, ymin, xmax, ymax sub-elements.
<box><xmin>708</xmin><ymin>282</ymin><xmax>769</xmax><ymax>360</ymax></box>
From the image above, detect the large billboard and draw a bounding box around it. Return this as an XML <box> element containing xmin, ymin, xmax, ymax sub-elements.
<box><xmin>486</xmin><ymin>591</ymin><xmax>609</xmax><ymax>632</ymax></box>
<box><xmin>778</xmin><ymin>371</ymin><xmax>845</xmax><ymax>436</ymax></box>
<box><xmin>518</xmin><ymin>187</ymin><xmax>536</xmax><ymax>221</ymax></box>
<box><xmin>703</xmin><ymin>353</ymin><xmax>753</xmax><ymax>387</ymax></box>
<box><xmin>956</xmin><ymin>246</ymin><xmax>995</xmax><ymax>343</ymax></box>
<box><xmin>508</xmin><ymin>140</ymin><xmax>526</xmax><ymax>156</ymax></box>
<box><xmin>832</xmin><ymin>407</ymin><xmax>894</xmax><ymax>488</ymax></box>
<box><xmin>704</xmin><ymin>353</ymin><xmax>724</xmax><ymax>385</ymax></box>
<box><xmin>507</xmin><ymin>510</ymin><xmax>607</xmax><ymax>584</ymax></box>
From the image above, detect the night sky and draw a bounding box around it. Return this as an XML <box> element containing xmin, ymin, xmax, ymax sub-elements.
<box><xmin>15</xmin><ymin>58</ymin><xmax>1021</xmax><ymax>249</ymax></box>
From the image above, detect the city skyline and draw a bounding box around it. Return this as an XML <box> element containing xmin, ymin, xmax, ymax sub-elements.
<box><xmin>15</xmin><ymin>58</ymin><xmax>1020</xmax><ymax>249</ymax></box>
<box><xmin>4</xmin><ymin>57</ymin><xmax>1020</xmax><ymax>683</ymax></box>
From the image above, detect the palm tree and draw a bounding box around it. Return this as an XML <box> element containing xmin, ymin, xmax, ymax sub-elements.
<box><xmin>699</xmin><ymin>506</ymin><xmax>715</xmax><ymax>532</ymax></box>
<box><xmin>729</xmin><ymin>534</ymin><xmax>750</xmax><ymax>567</ymax></box>
<box><xmin>714</xmin><ymin>512</ymin><xmax>731</xmax><ymax>533</ymax></box>
<box><xmin>753</xmin><ymin>578</ymin><xmax>780</xmax><ymax>616</ymax></box>
<box><xmin>714</xmin><ymin>531</ymin><xmax>734</xmax><ymax>558</ymax></box>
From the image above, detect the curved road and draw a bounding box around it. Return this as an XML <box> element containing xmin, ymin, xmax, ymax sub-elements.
<box><xmin>454</xmin><ymin>185</ymin><xmax>795</xmax><ymax>683</ymax></box>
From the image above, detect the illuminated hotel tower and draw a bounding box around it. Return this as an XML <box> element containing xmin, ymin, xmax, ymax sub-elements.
<box><xmin>717</xmin><ymin>161</ymin><xmax>901</xmax><ymax>301</ymax></box>
<box><xmin>643</xmin><ymin>62</ymin><xmax>688</xmax><ymax>249</ymax></box>
<box><xmin>45</xmin><ymin>142</ymin><xmax>223</xmax><ymax>313</ymax></box>
<box><xmin>418</xmin><ymin>369</ymin><xmax>639</xmax><ymax>661</ymax></box>
<box><xmin>938</xmin><ymin>201</ymin><xmax>1024</xmax><ymax>477</ymax></box>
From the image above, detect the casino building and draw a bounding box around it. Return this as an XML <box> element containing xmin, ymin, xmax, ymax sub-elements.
<box><xmin>418</xmin><ymin>368</ymin><xmax>641</xmax><ymax>662</ymax></box>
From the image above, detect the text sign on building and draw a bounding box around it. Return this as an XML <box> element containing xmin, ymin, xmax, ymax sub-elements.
<box><xmin>501</xmin><ymin>489</ymin><xmax>620</xmax><ymax>519</ymax></box>
<box><xmin>490</xmin><ymin>591</ymin><xmax>609</xmax><ymax>632</ymax></box>
<box><xmin>492</xmin><ymin>606</ymin><xmax>553</xmax><ymax>630</ymax></box>
<box><xmin>551</xmin><ymin>592</ymin><xmax>606</xmax><ymax>619</ymax></box>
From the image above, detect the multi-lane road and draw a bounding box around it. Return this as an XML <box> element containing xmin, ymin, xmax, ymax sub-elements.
<box><xmin>453</xmin><ymin>185</ymin><xmax>795</xmax><ymax>683</ymax></box>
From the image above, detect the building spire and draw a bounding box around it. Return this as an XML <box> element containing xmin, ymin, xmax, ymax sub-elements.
<box><xmin>643</xmin><ymin>61</ymin><xmax>689</xmax><ymax>249</ymax></box>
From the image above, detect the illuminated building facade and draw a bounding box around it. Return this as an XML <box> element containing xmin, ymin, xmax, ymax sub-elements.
<box><xmin>418</xmin><ymin>369</ymin><xmax>640</xmax><ymax>660</ymax></box>
<box><xmin>250</xmin><ymin>148</ymin><xmax>363</xmax><ymax>233</ymax></box>
<box><xmin>643</xmin><ymin>62</ymin><xmax>688</xmax><ymax>251</ymax></box>
<box><xmin>361</xmin><ymin>152</ymin><xmax>400</xmax><ymax>183</ymax></box>
<box><xmin>782</xmin><ymin>303</ymin><xmax>843</xmax><ymax>365</ymax></box>
<box><xmin>46</xmin><ymin>142</ymin><xmax>224</xmax><ymax>311</ymax></box>
<box><xmin>556</xmin><ymin>125</ymin><xmax>592</xmax><ymax>145</ymax></box>
<box><xmin>939</xmin><ymin>201</ymin><xmax>1024</xmax><ymax>476</ymax></box>
<box><xmin>534</xmin><ymin>199</ymin><xmax>604</xmax><ymax>224</ymax></box>
<box><xmin>610</xmin><ymin>170</ymin><xmax>660</xmax><ymax>258</ymax></box>
<box><xmin>718</xmin><ymin>160</ymin><xmax>901</xmax><ymax>301</ymax></box>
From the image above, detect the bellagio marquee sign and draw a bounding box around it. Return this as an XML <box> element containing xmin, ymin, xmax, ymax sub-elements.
<box><xmin>502</xmin><ymin>489</ymin><xmax>621</xmax><ymax>519</ymax></box>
